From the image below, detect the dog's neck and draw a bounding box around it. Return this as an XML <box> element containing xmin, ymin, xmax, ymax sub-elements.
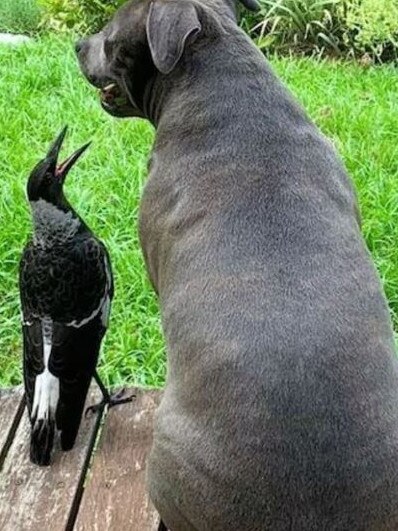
<box><xmin>145</xmin><ymin>22</ymin><xmax>280</xmax><ymax>141</ymax></box>
<box><xmin>142</xmin><ymin>75</ymin><xmax>166</xmax><ymax>126</ymax></box>
<box><xmin>141</xmin><ymin>4</ymin><xmax>237</xmax><ymax>127</ymax></box>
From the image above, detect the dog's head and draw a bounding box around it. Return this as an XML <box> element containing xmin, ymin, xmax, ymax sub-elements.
<box><xmin>76</xmin><ymin>0</ymin><xmax>259</xmax><ymax>119</ymax></box>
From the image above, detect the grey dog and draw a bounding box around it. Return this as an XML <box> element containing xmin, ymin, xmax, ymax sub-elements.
<box><xmin>76</xmin><ymin>0</ymin><xmax>398</xmax><ymax>529</ymax></box>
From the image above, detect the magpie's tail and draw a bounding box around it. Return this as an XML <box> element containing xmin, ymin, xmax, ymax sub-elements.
<box><xmin>56</xmin><ymin>377</ymin><xmax>92</xmax><ymax>452</ymax></box>
<box><xmin>59</xmin><ymin>411</ymin><xmax>84</xmax><ymax>451</ymax></box>
<box><xmin>30</xmin><ymin>418</ymin><xmax>55</xmax><ymax>466</ymax></box>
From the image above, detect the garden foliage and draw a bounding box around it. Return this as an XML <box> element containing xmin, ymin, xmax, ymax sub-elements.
<box><xmin>243</xmin><ymin>0</ymin><xmax>398</xmax><ymax>61</ymax></box>
<box><xmin>7</xmin><ymin>0</ymin><xmax>395</xmax><ymax>62</ymax></box>
<box><xmin>38</xmin><ymin>0</ymin><xmax>126</xmax><ymax>33</ymax></box>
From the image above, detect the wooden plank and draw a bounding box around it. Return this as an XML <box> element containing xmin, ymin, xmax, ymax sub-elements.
<box><xmin>0</xmin><ymin>387</ymin><xmax>25</xmax><ymax>469</ymax></box>
<box><xmin>75</xmin><ymin>388</ymin><xmax>162</xmax><ymax>531</ymax></box>
<box><xmin>0</xmin><ymin>387</ymin><xmax>102</xmax><ymax>531</ymax></box>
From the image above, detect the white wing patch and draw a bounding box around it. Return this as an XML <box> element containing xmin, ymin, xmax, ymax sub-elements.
<box><xmin>31</xmin><ymin>318</ymin><xmax>60</xmax><ymax>426</ymax></box>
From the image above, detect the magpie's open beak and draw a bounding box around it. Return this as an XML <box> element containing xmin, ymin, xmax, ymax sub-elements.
<box><xmin>47</xmin><ymin>126</ymin><xmax>91</xmax><ymax>181</ymax></box>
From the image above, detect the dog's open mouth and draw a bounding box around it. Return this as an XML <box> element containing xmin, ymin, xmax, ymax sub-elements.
<box><xmin>97</xmin><ymin>80</ymin><xmax>139</xmax><ymax>118</ymax></box>
<box><xmin>100</xmin><ymin>82</ymin><xmax>136</xmax><ymax>118</ymax></box>
<box><xmin>100</xmin><ymin>82</ymin><xmax>128</xmax><ymax>108</ymax></box>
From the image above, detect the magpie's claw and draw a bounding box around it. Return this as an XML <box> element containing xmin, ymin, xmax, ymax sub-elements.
<box><xmin>112</xmin><ymin>387</ymin><xmax>127</xmax><ymax>401</ymax></box>
<box><xmin>85</xmin><ymin>389</ymin><xmax>135</xmax><ymax>418</ymax></box>
<box><xmin>84</xmin><ymin>402</ymin><xmax>104</xmax><ymax>418</ymax></box>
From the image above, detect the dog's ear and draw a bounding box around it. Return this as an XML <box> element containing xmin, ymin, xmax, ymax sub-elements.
<box><xmin>146</xmin><ymin>0</ymin><xmax>201</xmax><ymax>75</ymax></box>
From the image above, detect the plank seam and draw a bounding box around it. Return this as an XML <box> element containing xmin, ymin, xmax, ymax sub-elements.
<box><xmin>65</xmin><ymin>405</ymin><xmax>106</xmax><ymax>531</ymax></box>
<box><xmin>0</xmin><ymin>393</ymin><xmax>26</xmax><ymax>472</ymax></box>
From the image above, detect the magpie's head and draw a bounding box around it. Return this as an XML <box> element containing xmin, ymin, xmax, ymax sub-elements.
<box><xmin>27</xmin><ymin>127</ymin><xmax>90</xmax><ymax>205</ymax></box>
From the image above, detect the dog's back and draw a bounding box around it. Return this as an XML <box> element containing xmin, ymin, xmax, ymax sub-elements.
<box><xmin>147</xmin><ymin>152</ymin><xmax>398</xmax><ymax>530</ymax></box>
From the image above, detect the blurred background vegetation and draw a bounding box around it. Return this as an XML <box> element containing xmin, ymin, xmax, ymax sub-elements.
<box><xmin>1</xmin><ymin>0</ymin><xmax>397</xmax><ymax>63</ymax></box>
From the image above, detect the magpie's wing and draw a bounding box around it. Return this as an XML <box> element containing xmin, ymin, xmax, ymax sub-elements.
<box><xmin>19</xmin><ymin>235</ymin><xmax>113</xmax><ymax>324</ymax></box>
<box><xmin>21</xmin><ymin>316</ymin><xmax>54</xmax><ymax>466</ymax></box>
<box><xmin>49</xmin><ymin>237</ymin><xmax>113</xmax><ymax>451</ymax></box>
<box><xmin>50</xmin><ymin>314</ymin><xmax>106</xmax><ymax>450</ymax></box>
<box><xmin>19</xmin><ymin>243</ymin><xmax>43</xmax><ymax>417</ymax></box>
<box><xmin>20</xmin><ymin>245</ymin><xmax>55</xmax><ymax>466</ymax></box>
<box><xmin>103</xmin><ymin>244</ymin><xmax>114</xmax><ymax>301</ymax></box>
<box><xmin>20</xmin><ymin>236</ymin><xmax>113</xmax><ymax>455</ymax></box>
<box><xmin>22</xmin><ymin>319</ymin><xmax>44</xmax><ymax>417</ymax></box>
<box><xmin>56</xmin><ymin>235</ymin><xmax>114</xmax><ymax>324</ymax></box>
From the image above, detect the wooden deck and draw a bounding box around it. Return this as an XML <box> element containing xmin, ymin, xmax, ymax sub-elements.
<box><xmin>0</xmin><ymin>386</ymin><xmax>163</xmax><ymax>530</ymax></box>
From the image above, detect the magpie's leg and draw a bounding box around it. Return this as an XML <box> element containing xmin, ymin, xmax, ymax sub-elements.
<box><xmin>158</xmin><ymin>520</ymin><xmax>168</xmax><ymax>531</ymax></box>
<box><xmin>85</xmin><ymin>371</ymin><xmax>135</xmax><ymax>416</ymax></box>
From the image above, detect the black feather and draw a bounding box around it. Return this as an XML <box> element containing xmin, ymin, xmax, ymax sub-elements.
<box><xmin>30</xmin><ymin>418</ymin><xmax>55</xmax><ymax>467</ymax></box>
<box><xmin>22</xmin><ymin>320</ymin><xmax>44</xmax><ymax>417</ymax></box>
<box><xmin>20</xmin><ymin>236</ymin><xmax>110</xmax><ymax>323</ymax></box>
<box><xmin>20</xmin><ymin>240</ymin><xmax>112</xmax><ymax>463</ymax></box>
<box><xmin>50</xmin><ymin>316</ymin><xmax>106</xmax><ymax>450</ymax></box>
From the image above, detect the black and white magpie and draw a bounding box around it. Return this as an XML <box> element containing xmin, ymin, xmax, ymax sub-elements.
<box><xmin>19</xmin><ymin>127</ymin><xmax>133</xmax><ymax>466</ymax></box>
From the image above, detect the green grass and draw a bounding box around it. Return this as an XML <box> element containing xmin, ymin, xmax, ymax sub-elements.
<box><xmin>0</xmin><ymin>35</ymin><xmax>163</xmax><ymax>389</ymax></box>
<box><xmin>0</xmin><ymin>35</ymin><xmax>397</xmax><ymax>389</ymax></box>
<box><xmin>0</xmin><ymin>0</ymin><xmax>41</xmax><ymax>35</ymax></box>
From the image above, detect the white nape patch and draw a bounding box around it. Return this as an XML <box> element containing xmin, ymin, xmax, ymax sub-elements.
<box><xmin>30</xmin><ymin>199</ymin><xmax>81</xmax><ymax>248</ymax></box>
<box><xmin>31</xmin><ymin>318</ymin><xmax>60</xmax><ymax>425</ymax></box>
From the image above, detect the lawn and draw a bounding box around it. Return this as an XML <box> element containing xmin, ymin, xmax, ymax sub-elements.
<box><xmin>0</xmin><ymin>35</ymin><xmax>397</xmax><ymax>389</ymax></box>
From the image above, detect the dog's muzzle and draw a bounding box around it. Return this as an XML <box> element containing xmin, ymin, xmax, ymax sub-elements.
<box><xmin>76</xmin><ymin>37</ymin><xmax>137</xmax><ymax>118</ymax></box>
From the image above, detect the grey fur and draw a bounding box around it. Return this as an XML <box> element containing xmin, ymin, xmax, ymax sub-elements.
<box><xmin>77</xmin><ymin>1</ymin><xmax>398</xmax><ymax>529</ymax></box>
